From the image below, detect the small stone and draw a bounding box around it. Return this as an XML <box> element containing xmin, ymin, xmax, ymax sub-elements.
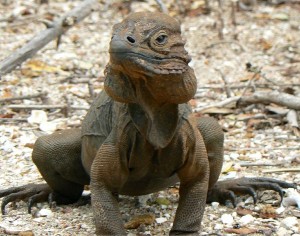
<box><xmin>239</xmin><ymin>214</ymin><xmax>254</xmax><ymax>225</ymax></box>
<box><xmin>277</xmin><ymin>227</ymin><xmax>289</xmax><ymax>235</ymax></box>
<box><xmin>214</xmin><ymin>223</ymin><xmax>223</xmax><ymax>230</ymax></box>
<box><xmin>221</xmin><ymin>213</ymin><xmax>234</xmax><ymax>225</ymax></box>
<box><xmin>230</xmin><ymin>153</ymin><xmax>239</xmax><ymax>159</ymax></box>
<box><xmin>248</xmin><ymin>152</ymin><xmax>262</xmax><ymax>160</ymax></box>
<box><xmin>275</xmin><ymin>206</ymin><xmax>285</xmax><ymax>214</ymax></box>
<box><xmin>155</xmin><ymin>217</ymin><xmax>167</xmax><ymax>224</ymax></box>
<box><xmin>211</xmin><ymin>202</ymin><xmax>219</xmax><ymax>209</ymax></box>
<box><xmin>37</xmin><ymin>208</ymin><xmax>53</xmax><ymax>217</ymax></box>
<box><xmin>40</xmin><ymin>121</ymin><xmax>57</xmax><ymax>133</ymax></box>
<box><xmin>18</xmin><ymin>231</ymin><xmax>34</xmax><ymax>236</ymax></box>
<box><xmin>281</xmin><ymin>216</ymin><xmax>298</xmax><ymax>228</ymax></box>
<box><xmin>27</xmin><ymin>110</ymin><xmax>48</xmax><ymax>124</ymax></box>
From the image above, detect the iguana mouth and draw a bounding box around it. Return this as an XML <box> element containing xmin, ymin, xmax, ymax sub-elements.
<box><xmin>113</xmin><ymin>51</ymin><xmax>189</xmax><ymax>75</ymax></box>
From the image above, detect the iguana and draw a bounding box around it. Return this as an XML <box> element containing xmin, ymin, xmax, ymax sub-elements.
<box><xmin>0</xmin><ymin>12</ymin><xmax>296</xmax><ymax>235</ymax></box>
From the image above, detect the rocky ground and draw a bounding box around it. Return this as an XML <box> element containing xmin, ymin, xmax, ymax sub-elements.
<box><xmin>0</xmin><ymin>0</ymin><xmax>300</xmax><ymax>235</ymax></box>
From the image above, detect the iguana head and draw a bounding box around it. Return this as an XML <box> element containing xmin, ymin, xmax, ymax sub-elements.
<box><xmin>105</xmin><ymin>12</ymin><xmax>197</xmax><ymax>104</ymax></box>
<box><xmin>109</xmin><ymin>12</ymin><xmax>191</xmax><ymax>75</ymax></box>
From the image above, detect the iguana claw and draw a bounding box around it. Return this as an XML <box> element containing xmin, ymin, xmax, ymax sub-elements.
<box><xmin>207</xmin><ymin>177</ymin><xmax>296</xmax><ymax>207</ymax></box>
<box><xmin>0</xmin><ymin>183</ymin><xmax>51</xmax><ymax>214</ymax></box>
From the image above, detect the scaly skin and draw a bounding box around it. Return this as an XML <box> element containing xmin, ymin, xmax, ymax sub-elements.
<box><xmin>0</xmin><ymin>12</ymin><xmax>296</xmax><ymax>235</ymax></box>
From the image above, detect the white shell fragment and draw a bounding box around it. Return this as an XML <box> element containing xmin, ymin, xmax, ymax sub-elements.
<box><xmin>155</xmin><ymin>217</ymin><xmax>167</xmax><ymax>224</ymax></box>
<box><xmin>37</xmin><ymin>209</ymin><xmax>53</xmax><ymax>217</ymax></box>
<box><xmin>239</xmin><ymin>214</ymin><xmax>254</xmax><ymax>225</ymax></box>
<box><xmin>211</xmin><ymin>202</ymin><xmax>220</xmax><ymax>209</ymax></box>
<box><xmin>282</xmin><ymin>188</ymin><xmax>300</xmax><ymax>208</ymax></box>
<box><xmin>39</xmin><ymin>121</ymin><xmax>58</xmax><ymax>133</ymax></box>
<box><xmin>281</xmin><ymin>216</ymin><xmax>298</xmax><ymax>228</ymax></box>
<box><xmin>27</xmin><ymin>110</ymin><xmax>48</xmax><ymax>124</ymax></box>
<box><xmin>221</xmin><ymin>213</ymin><xmax>234</xmax><ymax>225</ymax></box>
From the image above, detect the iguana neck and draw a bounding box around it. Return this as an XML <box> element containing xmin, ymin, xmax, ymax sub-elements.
<box><xmin>104</xmin><ymin>65</ymin><xmax>196</xmax><ymax>149</ymax></box>
<box><xmin>128</xmin><ymin>77</ymin><xmax>179</xmax><ymax>149</ymax></box>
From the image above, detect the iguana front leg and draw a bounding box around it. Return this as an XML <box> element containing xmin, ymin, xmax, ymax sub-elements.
<box><xmin>90</xmin><ymin>134</ymin><xmax>128</xmax><ymax>235</ymax></box>
<box><xmin>170</xmin><ymin>130</ymin><xmax>209</xmax><ymax>235</ymax></box>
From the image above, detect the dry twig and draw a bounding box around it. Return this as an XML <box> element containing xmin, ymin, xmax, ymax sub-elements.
<box><xmin>0</xmin><ymin>0</ymin><xmax>99</xmax><ymax>76</ymax></box>
<box><xmin>154</xmin><ymin>0</ymin><xmax>168</xmax><ymax>14</ymax></box>
<box><xmin>287</xmin><ymin>110</ymin><xmax>300</xmax><ymax>137</ymax></box>
<box><xmin>263</xmin><ymin>167</ymin><xmax>300</xmax><ymax>173</ymax></box>
<box><xmin>215</xmin><ymin>68</ymin><xmax>232</xmax><ymax>98</ymax></box>
<box><xmin>7</xmin><ymin>104</ymin><xmax>89</xmax><ymax>110</ymax></box>
<box><xmin>0</xmin><ymin>92</ymin><xmax>47</xmax><ymax>103</ymax></box>
<box><xmin>195</xmin><ymin>96</ymin><xmax>240</xmax><ymax>112</ymax></box>
<box><xmin>238</xmin><ymin>91</ymin><xmax>300</xmax><ymax>110</ymax></box>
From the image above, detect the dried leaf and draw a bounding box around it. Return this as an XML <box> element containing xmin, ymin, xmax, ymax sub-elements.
<box><xmin>259</xmin><ymin>205</ymin><xmax>278</xmax><ymax>219</ymax></box>
<box><xmin>236</xmin><ymin>207</ymin><xmax>254</xmax><ymax>216</ymax></box>
<box><xmin>21</xmin><ymin>60</ymin><xmax>62</xmax><ymax>77</ymax></box>
<box><xmin>272</xmin><ymin>13</ymin><xmax>289</xmax><ymax>21</ymax></box>
<box><xmin>155</xmin><ymin>197</ymin><xmax>171</xmax><ymax>206</ymax></box>
<box><xmin>24</xmin><ymin>143</ymin><xmax>35</xmax><ymax>149</ymax></box>
<box><xmin>247</xmin><ymin>119</ymin><xmax>271</xmax><ymax>130</ymax></box>
<box><xmin>239</xmin><ymin>72</ymin><xmax>260</xmax><ymax>82</ymax></box>
<box><xmin>224</xmin><ymin>227</ymin><xmax>258</xmax><ymax>234</ymax></box>
<box><xmin>0</xmin><ymin>113</ymin><xmax>14</xmax><ymax>118</ymax></box>
<box><xmin>26</xmin><ymin>60</ymin><xmax>61</xmax><ymax>73</ymax></box>
<box><xmin>124</xmin><ymin>214</ymin><xmax>155</xmax><ymax>229</ymax></box>
<box><xmin>188</xmin><ymin>99</ymin><xmax>198</xmax><ymax>108</ymax></box>
<box><xmin>221</xmin><ymin>162</ymin><xmax>234</xmax><ymax>173</ymax></box>
<box><xmin>1</xmin><ymin>88</ymin><xmax>13</xmax><ymax>99</ymax></box>
<box><xmin>259</xmin><ymin>38</ymin><xmax>272</xmax><ymax>51</ymax></box>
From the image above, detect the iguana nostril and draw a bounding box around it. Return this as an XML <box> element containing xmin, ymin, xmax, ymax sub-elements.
<box><xmin>126</xmin><ymin>36</ymin><xmax>136</xmax><ymax>44</ymax></box>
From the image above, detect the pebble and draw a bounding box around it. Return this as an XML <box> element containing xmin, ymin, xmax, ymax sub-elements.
<box><xmin>229</xmin><ymin>153</ymin><xmax>239</xmax><ymax>159</ymax></box>
<box><xmin>282</xmin><ymin>188</ymin><xmax>300</xmax><ymax>208</ymax></box>
<box><xmin>37</xmin><ymin>209</ymin><xmax>53</xmax><ymax>217</ymax></box>
<box><xmin>155</xmin><ymin>217</ymin><xmax>167</xmax><ymax>224</ymax></box>
<box><xmin>221</xmin><ymin>213</ymin><xmax>234</xmax><ymax>225</ymax></box>
<box><xmin>214</xmin><ymin>223</ymin><xmax>223</xmax><ymax>230</ymax></box>
<box><xmin>27</xmin><ymin>110</ymin><xmax>48</xmax><ymax>124</ymax></box>
<box><xmin>248</xmin><ymin>152</ymin><xmax>262</xmax><ymax>160</ymax></box>
<box><xmin>275</xmin><ymin>206</ymin><xmax>285</xmax><ymax>214</ymax></box>
<box><xmin>239</xmin><ymin>214</ymin><xmax>254</xmax><ymax>225</ymax></box>
<box><xmin>276</xmin><ymin>227</ymin><xmax>290</xmax><ymax>235</ymax></box>
<box><xmin>281</xmin><ymin>216</ymin><xmax>298</xmax><ymax>228</ymax></box>
<box><xmin>211</xmin><ymin>202</ymin><xmax>219</xmax><ymax>209</ymax></box>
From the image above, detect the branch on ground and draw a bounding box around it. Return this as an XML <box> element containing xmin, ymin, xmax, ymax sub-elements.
<box><xmin>0</xmin><ymin>0</ymin><xmax>99</xmax><ymax>76</ymax></box>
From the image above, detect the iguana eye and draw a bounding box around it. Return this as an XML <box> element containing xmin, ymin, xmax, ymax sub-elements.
<box><xmin>155</xmin><ymin>34</ymin><xmax>168</xmax><ymax>45</ymax></box>
<box><xmin>150</xmin><ymin>30</ymin><xmax>168</xmax><ymax>48</ymax></box>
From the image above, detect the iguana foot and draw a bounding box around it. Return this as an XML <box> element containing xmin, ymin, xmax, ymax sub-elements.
<box><xmin>0</xmin><ymin>183</ymin><xmax>51</xmax><ymax>214</ymax></box>
<box><xmin>207</xmin><ymin>177</ymin><xmax>296</xmax><ymax>207</ymax></box>
<box><xmin>0</xmin><ymin>184</ymin><xmax>85</xmax><ymax>215</ymax></box>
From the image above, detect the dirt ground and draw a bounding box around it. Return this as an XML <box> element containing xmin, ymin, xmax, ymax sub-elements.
<box><xmin>0</xmin><ymin>0</ymin><xmax>300</xmax><ymax>235</ymax></box>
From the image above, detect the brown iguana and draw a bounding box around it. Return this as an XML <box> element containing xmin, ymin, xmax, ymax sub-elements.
<box><xmin>0</xmin><ymin>12</ymin><xmax>296</xmax><ymax>235</ymax></box>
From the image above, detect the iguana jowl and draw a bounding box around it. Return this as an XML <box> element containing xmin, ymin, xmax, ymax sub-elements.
<box><xmin>0</xmin><ymin>12</ymin><xmax>296</xmax><ymax>235</ymax></box>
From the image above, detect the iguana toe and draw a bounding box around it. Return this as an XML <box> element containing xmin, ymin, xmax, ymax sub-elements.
<box><xmin>0</xmin><ymin>183</ymin><xmax>51</xmax><ymax>214</ymax></box>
